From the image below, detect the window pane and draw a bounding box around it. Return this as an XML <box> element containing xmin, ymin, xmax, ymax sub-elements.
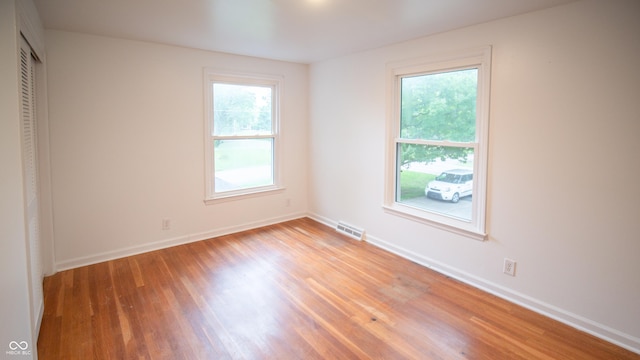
<box><xmin>214</xmin><ymin>138</ymin><xmax>274</xmax><ymax>192</ymax></box>
<box><xmin>397</xmin><ymin>143</ymin><xmax>474</xmax><ymax>221</ymax></box>
<box><xmin>400</xmin><ymin>69</ymin><xmax>477</xmax><ymax>142</ymax></box>
<box><xmin>213</xmin><ymin>83</ymin><xmax>272</xmax><ymax>136</ymax></box>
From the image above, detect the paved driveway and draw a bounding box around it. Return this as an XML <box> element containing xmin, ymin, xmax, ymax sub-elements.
<box><xmin>401</xmin><ymin>195</ymin><xmax>472</xmax><ymax>220</ymax></box>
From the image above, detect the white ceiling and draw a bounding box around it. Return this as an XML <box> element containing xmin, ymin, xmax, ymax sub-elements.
<box><xmin>33</xmin><ymin>0</ymin><xmax>577</xmax><ymax>64</ymax></box>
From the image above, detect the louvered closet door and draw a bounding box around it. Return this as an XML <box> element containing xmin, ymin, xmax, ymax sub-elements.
<box><xmin>20</xmin><ymin>35</ymin><xmax>43</xmax><ymax>330</ymax></box>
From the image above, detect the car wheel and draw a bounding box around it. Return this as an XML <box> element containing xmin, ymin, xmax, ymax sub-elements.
<box><xmin>451</xmin><ymin>193</ymin><xmax>460</xmax><ymax>203</ymax></box>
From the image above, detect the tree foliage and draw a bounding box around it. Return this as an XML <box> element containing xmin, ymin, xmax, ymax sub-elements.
<box><xmin>213</xmin><ymin>83</ymin><xmax>271</xmax><ymax>138</ymax></box>
<box><xmin>400</xmin><ymin>69</ymin><xmax>477</xmax><ymax>166</ymax></box>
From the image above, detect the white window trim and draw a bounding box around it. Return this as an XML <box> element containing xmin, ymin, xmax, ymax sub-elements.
<box><xmin>203</xmin><ymin>69</ymin><xmax>285</xmax><ymax>204</ymax></box>
<box><xmin>384</xmin><ymin>46</ymin><xmax>492</xmax><ymax>240</ymax></box>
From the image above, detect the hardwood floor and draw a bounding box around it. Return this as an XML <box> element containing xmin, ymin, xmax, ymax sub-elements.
<box><xmin>38</xmin><ymin>218</ymin><xmax>638</xmax><ymax>359</ymax></box>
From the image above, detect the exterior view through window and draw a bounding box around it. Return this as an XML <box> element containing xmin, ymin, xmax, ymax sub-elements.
<box><xmin>386</xmin><ymin>47</ymin><xmax>491</xmax><ymax>239</ymax></box>
<box><xmin>209</xmin><ymin>81</ymin><xmax>276</xmax><ymax>198</ymax></box>
<box><xmin>397</xmin><ymin>68</ymin><xmax>477</xmax><ymax>221</ymax></box>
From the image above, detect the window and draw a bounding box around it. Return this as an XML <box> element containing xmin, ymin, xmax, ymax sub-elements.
<box><xmin>204</xmin><ymin>70</ymin><xmax>283</xmax><ymax>202</ymax></box>
<box><xmin>384</xmin><ymin>47</ymin><xmax>491</xmax><ymax>240</ymax></box>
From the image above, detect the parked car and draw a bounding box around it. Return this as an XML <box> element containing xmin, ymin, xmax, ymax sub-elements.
<box><xmin>425</xmin><ymin>169</ymin><xmax>473</xmax><ymax>203</ymax></box>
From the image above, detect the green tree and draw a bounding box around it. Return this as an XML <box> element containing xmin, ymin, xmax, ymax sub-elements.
<box><xmin>213</xmin><ymin>84</ymin><xmax>271</xmax><ymax>138</ymax></box>
<box><xmin>399</xmin><ymin>69</ymin><xmax>477</xmax><ymax>166</ymax></box>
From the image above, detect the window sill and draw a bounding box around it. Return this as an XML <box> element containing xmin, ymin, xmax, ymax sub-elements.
<box><xmin>204</xmin><ymin>186</ymin><xmax>285</xmax><ymax>205</ymax></box>
<box><xmin>383</xmin><ymin>203</ymin><xmax>487</xmax><ymax>241</ymax></box>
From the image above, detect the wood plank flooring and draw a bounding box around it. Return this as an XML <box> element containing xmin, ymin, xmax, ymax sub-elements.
<box><xmin>38</xmin><ymin>218</ymin><xmax>639</xmax><ymax>359</ymax></box>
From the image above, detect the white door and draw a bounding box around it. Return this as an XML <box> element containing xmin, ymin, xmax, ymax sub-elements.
<box><xmin>19</xmin><ymin>36</ymin><xmax>43</xmax><ymax>331</ymax></box>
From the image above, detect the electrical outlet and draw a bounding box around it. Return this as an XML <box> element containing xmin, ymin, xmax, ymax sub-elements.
<box><xmin>162</xmin><ymin>218</ymin><xmax>171</xmax><ymax>231</ymax></box>
<box><xmin>503</xmin><ymin>258</ymin><xmax>516</xmax><ymax>276</ymax></box>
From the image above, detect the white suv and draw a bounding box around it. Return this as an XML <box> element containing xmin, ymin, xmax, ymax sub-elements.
<box><xmin>425</xmin><ymin>169</ymin><xmax>473</xmax><ymax>203</ymax></box>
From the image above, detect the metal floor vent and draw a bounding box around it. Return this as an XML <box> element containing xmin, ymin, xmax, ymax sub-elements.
<box><xmin>336</xmin><ymin>221</ymin><xmax>365</xmax><ymax>240</ymax></box>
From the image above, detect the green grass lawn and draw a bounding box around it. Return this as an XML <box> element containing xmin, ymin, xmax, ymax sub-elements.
<box><xmin>214</xmin><ymin>139</ymin><xmax>272</xmax><ymax>171</ymax></box>
<box><xmin>399</xmin><ymin>171</ymin><xmax>436</xmax><ymax>201</ymax></box>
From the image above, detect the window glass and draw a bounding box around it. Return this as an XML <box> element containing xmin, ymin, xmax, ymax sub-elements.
<box><xmin>400</xmin><ymin>69</ymin><xmax>477</xmax><ymax>142</ymax></box>
<box><xmin>398</xmin><ymin>144</ymin><xmax>474</xmax><ymax>221</ymax></box>
<box><xmin>213</xmin><ymin>138</ymin><xmax>274</xmax><ymax>192</ymax></box>
<box><xmin>204</xmin><ymin>70</ymin><xmax>282</xmax><ymax>202</ymax></box>
<box><xmin>213</xmin><ymin>83</ymin><xmax>272</xmax><ymax>136</ymax></box>
<box><xmin>397</xmin><ymin>68</ymin><xmax>478</xmax><ymax>221</ymax></box>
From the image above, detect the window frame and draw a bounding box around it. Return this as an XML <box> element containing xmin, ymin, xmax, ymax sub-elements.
<box><xmin>204</xmin><ymin>69</ymin><xmax>284</xmax><ymax>204</ymax></box>
<box><xmin>384</xmin><ymin>47</ymin><xmax>492</xmax><ymax>240</ymax></box>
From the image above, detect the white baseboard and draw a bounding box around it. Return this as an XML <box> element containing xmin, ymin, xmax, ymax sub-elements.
<box><xmin>55</xmin><ymin>212</ymin><xmax>307</xmax><ymax>272</ymax></box>
<box><xmin>308</xmin><ymin>213</ymin><xmax>340</xmax><ymax>232</ymax></box>
<box><xmin>307</xmin><ymin>213</ymin><xmax>640</xmax><ymax>355</ymax></box>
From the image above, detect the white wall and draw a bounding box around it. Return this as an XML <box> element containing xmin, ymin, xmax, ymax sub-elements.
<box><xmin>0</xmin><ymin>0</ymin><xmax>37</xmax><ymax>358</ymax></box>
<box><xmin>309</xmin><ymin>0</ymin><xmax>640</xmax><ymax>352</ymax></box>
<box><xmin>42</xmin><ymin>0</ymin><xmax>640</xmax><ymax>353</ymax></box>
<box><xmin>45</xmin><ymin>31</ymin><xmax>309</xmax><ymax>269</ymax></box>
